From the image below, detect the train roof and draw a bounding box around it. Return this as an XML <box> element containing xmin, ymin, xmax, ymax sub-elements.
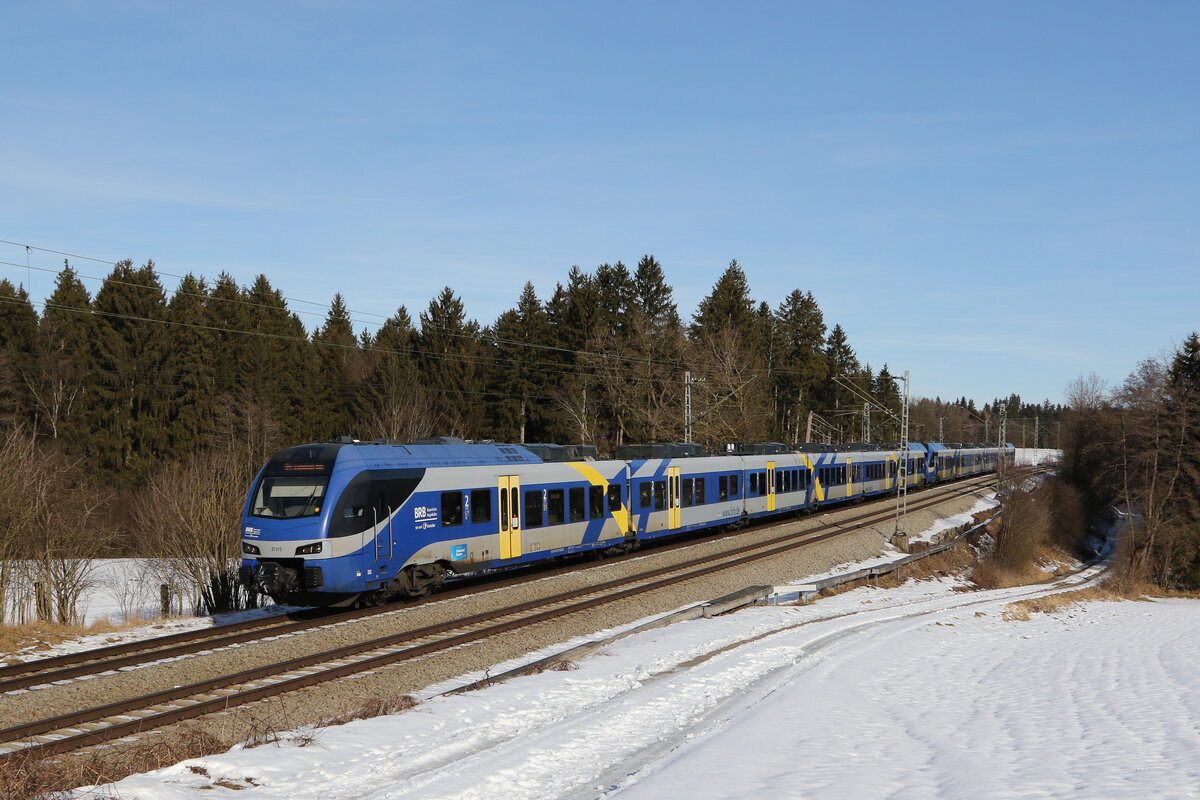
<box><xmin>263</xmin><ymin>440</ymin><xmax>545</xmax><ymax>473</ymax></box>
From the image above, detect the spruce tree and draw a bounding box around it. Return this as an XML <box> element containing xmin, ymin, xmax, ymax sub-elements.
<box><xmin>241</xmin><ymin>274</ymin><xmax>312</xmax><ymax>446</ymax></box>
<box><xmin>415</xmin><ymin>287</ymin><xmax>482</xmax><ymax>437</ymax></box>
<box><xmin>772</xmin><ymin>289</ymin><xmax>828</xmax><ymax>442</ymax></box>
<box><xmin>0</xmin><ymin>279</ymin><xmax>39</xmax><ymax>426</ymax></box>
<box><xmin>206</xmin><ymin>272</ymin><xmax>249</xmax><ymax>398</ymax></box>
<box><xmin>162</xmin><ymin>274</ymin><xmax>216</xmax><ymax>453</ymax></box>
<box><xmin>357</xmin><ymin>305</ymin><xmax>429</xmax><ymax>442</ymax></box>
<box><xmin>690</xmin><ymin>260</ymin><xmax>757</xmax><ymax>344</ymax></box>
<box><xmin>34</xmin><ymin>264</ymin><xmax>96</xmax><ymax>442</ymax></box>
<box><xmin>821</xmin><ymin>323</ymin><xmax>861</xmax><ymax>416</ymax></box>
<box><xmin>88</xmin><ymin>259</ymin><xmax>170</xmax><ymax>483</ymax></box>
<box><xmin>545</xmin><ymin>268</ymin><xmax>602</xmax><ymax>444</ymax></box>
<box><xmin>632</xmin><ymin>255</ymin><xmax>679</xmax><ymax>330</ymax></box>
<box><xmin>311</xmin><ymin>293</ymin><xmax>359</xmax><ymax>439</ymax></box>
<box><xmin>490</xmin><ymin>282</ymin><xmax>552</xmax><ymax>442</ymax></box>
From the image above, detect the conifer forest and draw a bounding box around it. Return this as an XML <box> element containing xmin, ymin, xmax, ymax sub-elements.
<box><xmin>0</xmin><ymin>254</ymin><xmax>1066</xmax><ymax>617</ymax></box>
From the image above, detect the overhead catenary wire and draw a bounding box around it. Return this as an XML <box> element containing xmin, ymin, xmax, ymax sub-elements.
<box><xmin>0</xmin><ymin>241</ymin><xmax>842</xmax><ymax>385</ymax></box>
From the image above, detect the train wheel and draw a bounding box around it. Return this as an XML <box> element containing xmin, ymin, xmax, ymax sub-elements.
<box><xmin>398</xmin><ymin>564</ymin><xmax>445</xmax><ymax>598</ymax></box>
<box><xmin>355</xmin><ymin>590</ymin><xmax>388</xmax><ymax>608</ymax></box>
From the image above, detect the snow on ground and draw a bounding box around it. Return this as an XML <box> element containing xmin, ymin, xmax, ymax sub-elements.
<box><xmin>71</xmin><ymin>502</ymin><xmax>1200</xmax><ymax>800</ymax></box>
<box><xmin>0</xmin><ymin>560</ymin><xmax>294</xmax><ymax>665</ymax></box>
<box><xmin>1014</xmin><ymin>448</ymin><xmax>1060</xmax><ymax>466</ymax></box>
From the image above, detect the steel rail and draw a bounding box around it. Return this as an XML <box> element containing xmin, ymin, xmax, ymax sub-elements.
<box><xmin>0</xmin><ymin>467</ymin><xmax>1024</xmax><ymax>693</ymax></box>
<box><xmin>0</xmin><ymin>471</ymin><xmax>1013</xmax><ymax>761</ymax></box>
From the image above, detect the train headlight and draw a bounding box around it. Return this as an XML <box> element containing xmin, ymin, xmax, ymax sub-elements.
<box><xmin>295</xmin><ymin>542</ymin><xmax>323</xmax><ymax>556</ymax></box>
<box><xmin>242</xmin><ymin>542</ymin><xmax>261</xmax><ymax>555</ymax></box>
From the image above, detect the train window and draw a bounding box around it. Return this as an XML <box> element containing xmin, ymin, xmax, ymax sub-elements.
<box><xmin>654</xmin><ymin>480</ymin><xmax>666</xmax><ymax>511</ymax></box>
<box><xmin>695</xmin><ymin>477</ymin><xmax>706</xmax><ymax>504</ymax></box>
<box><xmin>640</xmin><ymin>482</ymin><xmax>652</xmax><ymax>509</ymax></box>
<box><xmin>547</xmin><ymin>489</ymin><xmax>565</xmax><ymax>525</ymax></box>
<box><xmin>440</xmin><ymin>492</ymin><xmax>463</xmax><ymax>527</ymax></box>
<box><xmin>524</xmin><ymin>490</ymin><xmax>544</xmax><ymax>528</ymax></box>
<box><xmin>569</xmin><ymin>487</ymin><xmax>586</xmax><ymax>522</ymax></box>
<box><xmin>719</xmin><ymin>475</ymin><xmax>728</xmax><ymax>501</ymax></box>
<box><xmin>749</xmin><ymin>472</ymin><xmax>759</xmax><ymax>494</ymax></box>
<box><xmin>589</xmin><ymin>485</ymin><xmax>605</xmax><ymax>519</ymax></box>
<box><xmin>682</xmin><ymin>478</ymin><xmax>694</xmax><ymax>508</ymax></box>
<box><xmin>471</xmin><ymin>489</ymin><xmax>491</xmax><ymax>524</ymax></box>
<box><xmin>731</xmin><ymin>474</ymin><xmax>739</xmax><ymax>497</ymax></box>
<box><xmin>775</xmin><ymin>470</ymin><xmax>783</xmax><ymax>494</ymax></box>
<box><xmin>252</xmin><ymin>475</ymin><xmax>328</xmax><ymax>519</ymax></box>
<box><xmin>608</xmin><ymin>485</ymin><xmax>622</xmax><ymax>511</ymax></box>
<box><xmin>500</xmin><ymin>488</ymin><xmax>509</xmax><ymax>531</ymax></box>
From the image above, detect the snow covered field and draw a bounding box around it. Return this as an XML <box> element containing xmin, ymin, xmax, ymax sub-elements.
<box><xmin>69</xmin><ymin>504</ymin><xmax>1200</xmax><ymax>800</ymax></box>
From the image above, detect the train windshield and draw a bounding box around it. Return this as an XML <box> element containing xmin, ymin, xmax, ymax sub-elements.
<box><xmin>251</xmin><ymin>476</ymin><xmax>329</xmax><ymax>519</ymax></box>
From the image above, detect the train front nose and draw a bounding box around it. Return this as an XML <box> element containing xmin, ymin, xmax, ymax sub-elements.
<box><xmin>246</xmin><ymin>561</ymin><xmax>298</xmax><ymax>599</ymax></box>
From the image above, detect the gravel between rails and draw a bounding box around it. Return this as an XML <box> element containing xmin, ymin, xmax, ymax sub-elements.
<box><xmin>3</xmin><ymin>487</ymin><xmax>992</xmax><ymax>756</ymax></box>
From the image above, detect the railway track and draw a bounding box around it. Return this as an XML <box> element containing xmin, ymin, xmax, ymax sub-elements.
<box><xmin>0</xmin><ymin>470</ymin><xmax>1023</xmax><ymax>761</ymax></box>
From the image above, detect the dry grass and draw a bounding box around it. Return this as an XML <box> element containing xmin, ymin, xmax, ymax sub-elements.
<box><xmin>0</xmin><ymin>724</ymin><xmax>224</xmax><ymax>800</ymax></box>
<box><xmin>323</xmin><ymin>694</ymin><xmax>420</xmax><ymax>727</ymax></box>
<box><xmin>1001</xmin><ymin>585</ymin><xmax>1121</xmax><ymax>621</ymax></box>
<box><xmin>968</xmin><ymin>542</ymin><xmax>1080</xmax><ymax>590</ymax></box>
<box><xmin>0</xmin><ymin>618</ymin><xmax>143</xmax><ymax>660</ymax></box>
<box><xmin>523</xmin><ymin>659</ymin><xmax>579</xmax><ymax>676</ymax></box>
<box><xmin>817</xmin><ymin>544</ymin><xmax>981</xmax><ymax>598</ymax></box>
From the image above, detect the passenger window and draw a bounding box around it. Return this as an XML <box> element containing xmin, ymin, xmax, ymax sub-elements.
<box><xmin>731</xmin><ymin>475</ymin><xmax>739</xmax><ymax>497</ymax></box>
<box><xmin>441</xmin><ymin>492</ymin><xmax>463</xmax><ymax>526</ymax></box>
<box><xmin>524</xmin><ymin>490</ymin><xmax>544</xmax><ymax>528</ymax></box>
<box><xmin>695</xmin><ymin>477</ymin><xmax>706</xmax><ymax>504</ymax></box>
<box><xmin>719</xmin><ymin>475</ymin><xmax>728</xmax><ymax>501</ymax></box>
<box><xmin>569</xmin><ymin>487</ymin><xmax>586</xmax><ymax>522</ymax></box>
<box><xmin>589</xmin><ymin>485</ymin><xmax>605</xmax><ymax>519</ymax></box>
<box><xmin>775</xmin><ymin>470</ymin><xmax>783</xmax><ymax>493</ymax></box>
<box><xmin>470</xmin><ymin>489</ymin><xmax>491</xmax><ymax>524</ymax></box>
<box><xmin>608</xmin><ymin>484</ymin><xmax>622</xmax><ymax>511</ymax></box>
<box><xmin>682</xmin><ymin>478</ymin><xmax>694</xmax><ymax>508</ymax></box>
<box><xmin>749</xmin><ymin>472</ymin><xmax>758</xmax><ymax>494</ymax></box>
<box><xmin>640</xmin><ymin>482</ymin><xmax>652</xmax><ymax>509</ymax></box>
<box><xmin>653</xmin><ymin>480</ymin><xmax>666</xmax><ymax>510</ymax></box>
<box><xmin>547</xmin><ymin>488</ymin><xmax>565</xmax><ymax>525</ymax></box>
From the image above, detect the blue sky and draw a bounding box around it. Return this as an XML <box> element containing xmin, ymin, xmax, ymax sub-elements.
<box><xmin>2</xmin><ymin>1</ymin><xmax>1197</xmax><ymax>406</ymax></box>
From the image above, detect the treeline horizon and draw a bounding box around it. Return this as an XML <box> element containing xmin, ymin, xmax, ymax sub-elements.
<box><xmin>0</xmin><ymin>255</ymin><xmax>1062</xmax><ymax>488</ymax></box>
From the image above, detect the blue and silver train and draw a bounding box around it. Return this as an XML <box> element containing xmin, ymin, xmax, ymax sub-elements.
<box><xmin>239</xmin><ymin>438</ymin><xmax>1015</xmax><ymax>606</ymax></box>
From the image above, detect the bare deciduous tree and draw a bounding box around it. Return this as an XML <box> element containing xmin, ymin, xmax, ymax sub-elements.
<box><xmin>132</xmin><ymin>443</ymin><xmax>260</xmax><ymax>614</ymax></box>
<box><xmin>0</xmin><ymin>426</ymin><xmax>112</xmax><ymax>624</ymax></box>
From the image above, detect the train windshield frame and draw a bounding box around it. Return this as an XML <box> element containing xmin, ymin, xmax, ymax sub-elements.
<box><xmin>250</xmin><ymin>475</ymin><xmax>330</xmax><ymax>519</ymax></box>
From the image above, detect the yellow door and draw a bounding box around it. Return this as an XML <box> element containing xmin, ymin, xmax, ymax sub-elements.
<box><xmin>847</xmin><ymin>458</ymin><xmax>853</xmax><ymax>498</ymax></box>
<box><xmin>499</xmin><ymin>475</ymin><xmax>521</xmax><ymax>559</ymax></box>
<box><xmin>767</xmin><ymin>462</ymin><xmax>776</xmax><ymax>512</ymax></box>
<box><xmin>667</xmin><ymin>466</ymin><xmax>681</xmax><ymax>529</ymax></box>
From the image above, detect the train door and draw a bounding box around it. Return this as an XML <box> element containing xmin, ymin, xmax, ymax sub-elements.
<box><xmin>667</xmin><ymin>466</ymin><xmax>681</xmax><ymax>530</ymax></box>
<box><xmin>499</xmin><ymin>475</ymin><xmax>522</xmax><ymax>559</ymax></box>
<box><xmin>372</xmin><ymin>490</ymin><xmax>393</xmax><ymax>563</ymax></box>
<box><xmin>767</xmin><ymin>461</ymin><xmax>776</xmax><ymax>512</ymax></box>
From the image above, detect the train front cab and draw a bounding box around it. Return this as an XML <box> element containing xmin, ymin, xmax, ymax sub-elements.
<box><xmin>239</xmin><ymin>442</ymin><xmax>368</xmax><ymax>604</ymax></box>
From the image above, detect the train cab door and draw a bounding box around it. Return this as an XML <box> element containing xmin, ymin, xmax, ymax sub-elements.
<box><xmin>373</xmin><ymin>491</ymin><xmax>393</xmax><ymax>563</ymax></box>
<box><xmin>766</xmin><ymin>461</ymin><xmax>777</xmax><ymax>512</ymax></box>
<box><xmin>667</xmin><ymin>466</ymin><xmax>681</xmax><ymax>530</ymax></box>
<box><xmin>499</xmin><ymin>475</ymin><xmax>522</xmax><ymax>560</ymax></box>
